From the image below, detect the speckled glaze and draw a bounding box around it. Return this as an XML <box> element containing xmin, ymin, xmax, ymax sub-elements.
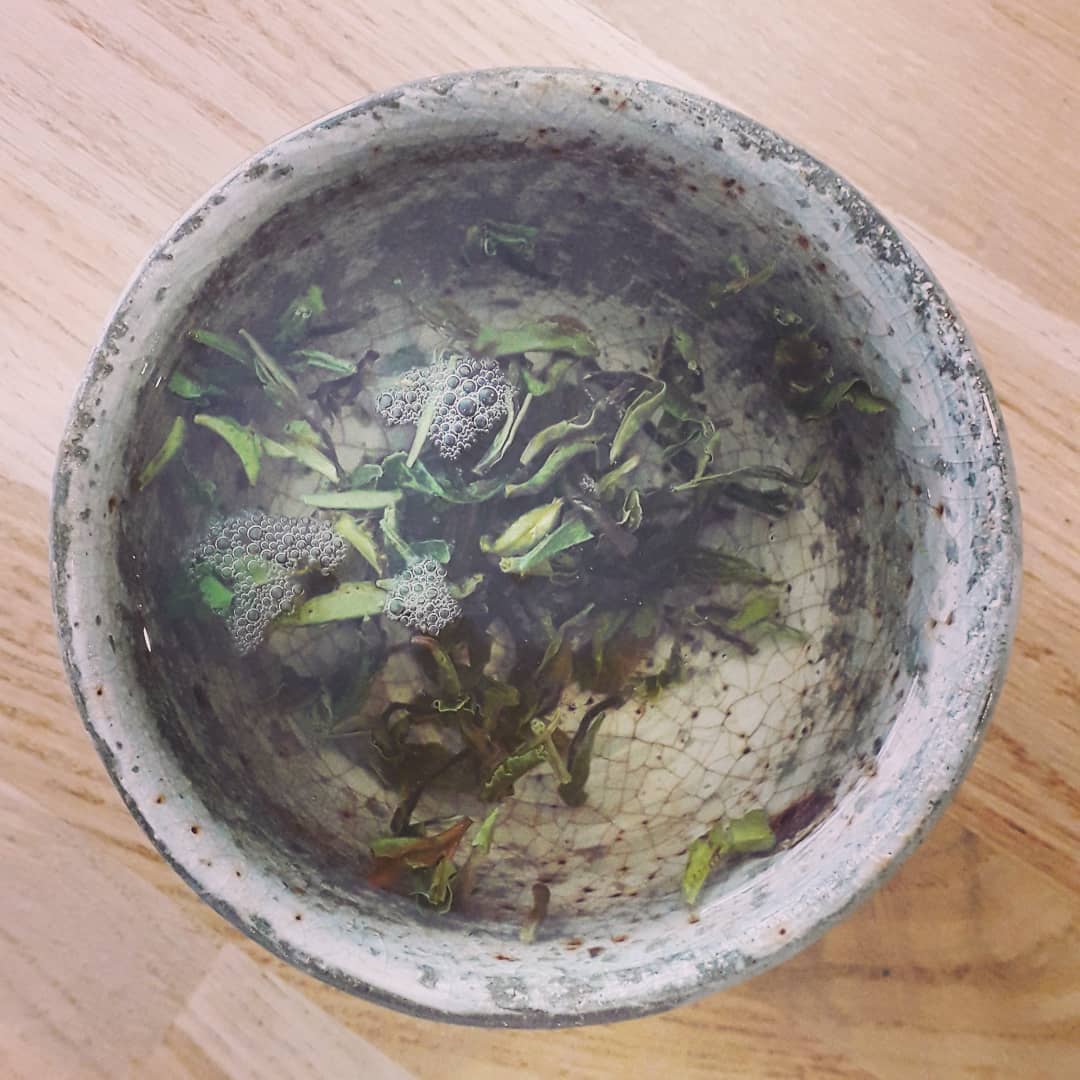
<box><xmin>50</xmin><ymin>69</ymin><xmax>1020</xmax><ymax>1027</ymax></box>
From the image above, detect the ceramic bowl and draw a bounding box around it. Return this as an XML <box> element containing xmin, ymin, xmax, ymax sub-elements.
<box><xmin>51</xmin><ymin>69</ymin><xmax>1020</xmax><ymax>1026</ymax></box>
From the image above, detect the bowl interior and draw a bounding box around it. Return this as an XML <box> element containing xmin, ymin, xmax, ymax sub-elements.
<box><xmin>54</xmin><ymin>70</ymin><xmax>1018</xmax><ymax>1023</ymax></box>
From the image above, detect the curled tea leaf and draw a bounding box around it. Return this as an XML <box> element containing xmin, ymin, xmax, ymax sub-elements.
<box><xmin>481</xmin><ymin>498</ymin><xmax>564</xmax><ymax>557</ymax></box>
<box><xmin>519</xmin><ymin>882</ymin><xmax>551</xmax><ymax>944</ymax></box>
<box><xmin>558</xmin><ymin>702</ymin><xmax>611</xmax><ymax>807</ymax></box>
<box><xmin>464</xmin><ymin>220</ymin><xmax>539</xmax><ymax>268</ymax></box>
<box><xmin>707</xmin><ymin>255</ymin><xmax>775</xmax><ymax>304</ymax></box>
<box><xmin>682</xmin><ymin>807</ymin><xmax>776</xmax><ymax>906</ymax></box>
<box><xmin>369</xmin><ymin>817</ymin><xmax>472</xmax><ymax>888</ymax></box>
<box><xmin>480</xmin><ymin>742</ymin><xmax>547</xmax><ymax>802</ymax></box>
<box><xmin>473</xmin><ymin>388</ymin><xmax>525</xmax><ymax>475</ymax></box>
<box><xmin>193</xmin><ymin>413</ymin><xmax>262</xmax><ymax>485</ymax></box>
<box><xmin>610</xmin><ymin>380</ymin><xmax>667</xmax><ymax>464</ymax></box>
<box><xmin>136</xmin><ymin>416</ymin><xmax>185</xmax><ymax>491</ymax></box>
<box><xmin>334</xmin><ymin>515</ymin><xmax>385</xmax><ymax>573</ymax></box>
<box><xmin>618</xmin><ymin>488</ymin><xmax>643</xmax><ymax>531</ymax></box>
<box><xmin>168</xmin><ymin>371</ymin><xmax>219</xmax><ymax>401</ymax></box>
<box><xmin>505</xmin><ymin>440</ymin><xmax>598</xmax><ymax>499</ymax></box>
<box><xmin>474</xmin><ymin>315</ymin><xmax>597</xmax><ymax>359</ymax></box>
<box><xmin>291</xmin><ymin>348</ymin><xmax>357</xmax><ymax>375</ymax></box>
<box><xmin>262</xmin><ymin>429</ymin><xmax>339</xmax><ymax>482</ymax></box>
<box><xmin>594</xmin><ymin>454</ymin><xmax>641</xmax><ymax>499</ymax></box>
<box><xmin>520</xmin><ymin>407</ymin><xmax>601</xmax><ymax>466</ymax></box>
<box><xmin>670</xmin><ymin>327</ymin><xmax>700</xmax><ymax>373</ymax></box>
<box><xmin>239</xmin><ymin>329</ymin><xmax>301</xmax><ymax>406</ymax></box>
<box><xmin>276</xmin><ymin>284</ymin><xmax>325</xmax><ymax>346</ymax></box>
<box><xmin>189</xmin><ymin>329</ymin><xmax>249</xmax><ymax>366</ymax></box>
<box><xmin>521</xmin><ymin>356</ymin><xmax>575</xmax><ymax>396</ymax></box>
<box><xmin>498</xmin><ymin>519</ymin><xmax>594</xmax><ymax>576</ymax></box>
<box><xmin>411</xmin><ymin>539</ymin><xmax>452</xmax><ymax>564</ymax></box>
<box><xmin>277</xmin><ymin>582</ymin><xmax>386</xmax><ymax>625</ymax></box>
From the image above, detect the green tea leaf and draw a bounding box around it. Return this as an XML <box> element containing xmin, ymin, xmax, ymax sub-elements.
<box><xmin>193</xmin><ymin>414</ymin><xmax>262</xmax><ymax>485</ymax></box>
<box><xmin>136</xmin><ymin>416</ymin><xmax>185</xmax><ymax>491</ymax></box>
<box><xmin>675</xmin><ymin>549</ymin><xmax>773</xmax><ymax>587</ymax></box>
<box><xmin>473</xmin><ymin>388</ymin><xmax>523</xmax><ymax>475</ymax></box>
<box><xmin>521</xmin><ymin>356</ymin><xmax>575</xmax><ymax>396</ymax></box>
<box><xmin>670</xmin><ymin>327</ymin><xmax>700</xmax><ymax>373</ymax></box>
<box><xmin>610</xmin><ymin>380</ymin><xmax>667</xmax><ymax>464</ymax></box>
<box><xmin>167</xmin><ymin>371</ymin><xmax>218</xmax><ymax>401</ymax></box>
<box><xmin>480</xmin><ymin>743</ymin><xmax>547</xmax><ymax>802</ymax></box>
<box><xmin>727</xmin><ymin>592</ymin><xmax>781</xmax><ymax>632</ymax></box>
<box><xmin>346</xmin><ymin>463</ymin><xmax>383</xmax><ymax>488</ymax></box>
<box><xmin>465</xmin><ymin>220</ymin><xmax>539</xmax><ymax>268</ymax></box>
<box><xmin>379</xmin><ymin>503</ymin><xmax>415</xmax><ymax>564</ymax></box>
<box><xmin>636</xmin><ymin>643</ymin><xmax>683</xmax><ymax>701</ymax></box>
<box><xmin>301</xmin><ymin>489</ymin><xmax>402</xmax><ymax>509</ymax></box>
<box><xmin>498</xmin><ymin>519</ymin><xmax>594</xmax><ymax>576</ymax></box>
<box><xmin>681</xmin><ymin>837</ymin><xmax>716</xmax><ymax>906</ymax></box>
<box><xmin>726</xmin><ymin>808</ymin><xmax>776</xmax><ymax>853</ymax></box>
<box><xmin>412</xmin><ymin>539</ymin><xmax>452</xmax><ymax>564</ymax></box>
<box><xmin>480</xmin><ymin>498</ymin><xmax>563</xmax><ymax>556</ymax></box>
<box><xmin>239</xmin><ymin>329</ymin><xmax>301</xmax><ymax>406</ymax></box>
<box><xmin>189</xmin><ymin>329</ymin><xmax>249</xmax><ymax>366</ymax></box>
<box><xmin>773</xmin><ymin>307</ymin><xmax>803</xmax><ymax>326</ymax></box>
<box><xmin>672</xmin><ymin>458</ymin><xmax>820</xmax><ymax>494</ymax></box>
<box><xmin>381</xmin><ymin>452</ymin><xmax>504</xmax><ymax>504</ymax></box>
<box><xmin>537</xmin><ymin>603</ymin><xmax>596</xmax><ymax>674</ymax></box>
<box><xmin>790</xmin><ymin>378</ymin><xmax>891</xmax><ymax>419</ymax></box>
<box><xmin>449</xmin><ymin>573</ymin><xmax>484</xmax><ymax>599</ymax></box>
<box><xmin>558</xmin><ymin>707</ymin><xmax>609</xmax><ymax>807</ymax></box>
<box><xmin>334</xmin><ymin>515</ymin><xmax>384</xmax><ymax>573</ymax></box>
<box><xmin>707</xmin><ymin>256</ymin><xmax>775</xmax><ymax>304</ymax></box>
<box><xmin>594</xmin><ymin>454</ymin><xmax>641</xmax><ymax>498</ymax></box>
<box><xmin>505</xmin><ymin>440</ymin><xmax>597</xmax><ymax>499</ymax></box>
<box><xmin>474</xmin><ymin>315</ymin><xmax>597</xmax><ymax>358</ymax></box>
<box><xmin>412</xmin><ymin>637</ymin><xmax>463</xmax><ymax>699</ymax></box>
<box><xmin>195</xmin><ymin>569</ymin><xmax>233</xmax><ymax>614</ymax></box>
<box><xmin>276</xmin><ymin>284</ymin><xmax>326</xmax><ymax>346</ymax></box>
<box><xmin>618</xmin><ymin>488</ymin><xmax>643</xmax><ymax>531</ymax></box>
<box><xmin>290</xmin><ymin>348</ymin><xmax>357</xmax><ymax>375</ymax></box>
<box><xmin>262</xmin><ymin>433</ymin><xmax>339</xmax><ymax>482</ymax></box>
<box><xmin>277</xmin><ymin>581</ymin><xmax>385</xmax><ymax>625</ymax></box>
<box><xmin>520</xmin><ymin>406</ymin><xmax>601</xmax><ymax>466</ymax></box>
<box><xmin>472</xmin><ymin>807</ymin><xmax>500</xmax><ymax>854</ymax></box>
<box><xmin>406</xmin><ymin>390</ymin><xmax>439</xmax><ymax>468</ymax></box>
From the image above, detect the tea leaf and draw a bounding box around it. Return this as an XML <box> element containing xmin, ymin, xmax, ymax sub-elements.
<box><xmin>480</xmin><ymin>742</ymin><xmax>547</xmax><ymax>802</ymax></box>
<box><xmin>474</xmin><ymin>315</ymin><xmax>597</xmax><ymax>359</ymax></box>
<box><xmin>681</xmin><ymin>838</ymin><xmax>716</xmax><ymax>906</ymax></box>
<box><xmin>725</xmin><ymin>808</ymin><xmax>776</xmax><ymax>853</ymax></box>
<box><xmin>537</xmin><ymin>603</ymin><xmax>596</xmax><ymax>674</ymax></box>
<box><xmin>594</xmin><ymin>454</ymin><xmax>641</xmax><ymax>498</ymax></box>
<box><xmin>610</xmin><ymin>380</ymin><xmax>667</xmax><ymax>464</ymax></box>
<box><xmin>636</xmin><ymin>643</ymin><xmax>683</xmax><ymax>701</ymax></box>
<box><xmin>473</xmin><ymin>388</ymin><xmax>524</xmax><ymax>475</ymax></box>
<box><xmin>558</xmin><ymin>706</ymin><xmax>609</xmax><ymax>807</ymax></box>
<box><xmin>449</xmin><ymin>573</ymin><xmax>485</xmax><ymax>599</ymax></box>
<box><xmin>683</xmin><ymin>807</ymin><xmax>776</xmax><ymax>906</ymax></box>
<box><xmin>290</xmin><ymin>348</ymin><xmax>357</xmax><ymax>375</ymax></box>
<box><xmin>412</xmin><ymin>539</ymin><xmax>452</xmax><ymax>564</ymax></box>
<box><xmin>504</xmin><ymin>440</ymin><xmax>597</xmax><ymax>499</ymax></box>
<box><xmin>262</xmin><ymin>431</ymin><xmax>339</xmax><ymax>482</ymax></box>
<box><xmin>168</xmin><ymin>371</ymin><xmax>219</xmax><ymax>401</ymax></box>
<box><xmin>727</xmin><ymin>591</ymin><xmax>780</xmax><ymax>632</ymax></box>
<box><xmin>498</xmin><ymin>519</ymin><xmax>594</xmax><ymax>576</ymax></box>
<box><xmin>346</xmin><ymin>463</ymin><xmax>383</xmax><ymax>488</ymax></box>
<box><xmin>193</xmin><ymin>414</ymin><xmax>262</xmax><ymax>485</ymax></box>
<box><xmin>672</xmin><ymin>457</ymin><xmax>820</xmax><ymax>494</ymax></box>
<box><xmin>195</xmin><ymin>569</ymin><xmax>233</xmax><ymax>614</ymax></box>
<box><xmin>670</xmin><ymin>327</ymin><xmax>700</xmax><ymax>373</ymax></box>
<box><xmin>334</xmin><ymin>515</ymin><xmax>384</xmax><ymax>573</ymax></box>
<box><xmin>412</xmin><ymin>637</ymin><xmax>463</xmax><ymax>699</ymax></box>
<box><xmin>472</xmin><ymin>806</ymin><xmax>500</xmax><ymax>854</ymax></box>
<box><xmin>379</xmin><ymin>503</ymin><xmax>415</xmax><ymax>564</ymax></box>
<box><xmin>519</xmin><ymin>882</ymin><xmax>551</xmax><ymax>944</ymax></box>
<box><xmin>301</xmin><ymin>489</ymin><xmax>402</xmax><ymax>509</ymax></box>
<box><xmin>480</xmin><ymin>498</ymin><xmax>563</xmax><ymax>557</ymax></box>
<box><xmin>465</xmin><ymin>220</ymin><xmax>539</xmax><ymax>268</ymax></box>
<box><xmin>189</xmin><ymin>329</ymin><xmax>249</xmax><ymax>366</ymax></box>
<box><xmin>410</xmin><ymin>855</ymin><xmax>456</xmax><ymax>912</ymax></box>
<box><xmin>707</xmin><ymin>257</ymin><xmax>775</xmax><ymax>303</ymax></box>
<box><xmin>136</xmin><ymin>416</ymin><xmax>186</xmax><ymax>490</ymax></box>
<box><xmin>406</xmin><ymin>390</ymin><xmax>439</xmax><ymax>468</ymax></box>
<box><xmin>276</xmin><ymin>284</ymin><xmax>326</xmax><ymax>346</ymax></box>
<box><xmin>773</xmin><ymin>307</ymin><xmax>803</xmax><ymax>326</ymax></box>
<box><xmin>791</xmin><ymin>378</ymin><xmax>891</xmax><ymax>419</ymax></box>
<box><xmin>277</xmin><ymin>581</ymin><xmax>385</xmax><ymax>625</ymax></box>
<box><xmin>370</xmin><ymin>817</ymin><xmax>472</xmax><ymax>875</ymax></box>
<box><xmin>521</xmin><ymin>356</ymin><xmax>575</xmax><ymax>396</ymax></box>
<box><xmin>618</xmin><ymin>488</ymin><xmax>643</xmax><ymax>531</ymax></box>
<box><xmin>381</xmin><ymin>452</ymin><xmax>504</xmax><ymax>505</ymax></box>
<box><xmin>239</xmin><ymin>329</ymin><xmax>301</xmax><ymax>406</ymax></box>
<box><xmin>675</xmin><ymin>548</ymin><xmax>773</xmax><ymax>586</ymax></box>
<box><xmin>520</xmin><ymin>406</ymin><xmax>601</xmax><ymax>466</ymax></box>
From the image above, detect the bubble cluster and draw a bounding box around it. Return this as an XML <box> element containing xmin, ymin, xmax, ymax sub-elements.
<box><xmin>374</xmin><ymin>350</ymin><xmax>512</xmax><ymax>460</ymax></box>
<box><xmin>188</xmin><ymin>510</ymin><xmax>348</xmax><ymax>654</ymax></box>
<box><xmin>383</xmin><ymin>558</ymin><xmax>461</xmax><ymax>637</ymax></box>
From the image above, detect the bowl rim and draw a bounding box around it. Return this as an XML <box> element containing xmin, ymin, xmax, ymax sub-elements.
<box><xmin>50</xmin><ymin>66</ymin><xmax>1021</xmax><ymax>1026</ymax></box>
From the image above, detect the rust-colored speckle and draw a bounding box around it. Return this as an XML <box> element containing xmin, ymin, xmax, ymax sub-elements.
<box><xmin>95</xmin><ymin>686</ymin><xmax>103</xmax><ymax>697</ymax></box>
<box><xmin>494</xmin><ymin>953</ymin><xmax>518</xmax><ymax>962</ymax></box>
<box><xmin>795</xmin><ymin>234</ymin><xmax>810</xmax><ymax>249</ymax></box>
<box><xmin>771</xmin><ymin>789</ymin><xmax>834</xmax><ymax>844</ymax></box>
<box><xmin>154</xmin><ymin>794</ymin><xmax>165</xmax><ymax>805</ymax></box>
<box><xmin>813</xmin><ymin>260</ymin><xmax>828</xmax><ymax>274</ymax></box>
<box><xmin>933</xmin><ymin>502</ymin><xmax>946</xmax><ymax>517</ymax></box>
<box><xmin>779</xmin><ymin>927</ymin><xmax>787</xmax><ymax>936</ymax></box>
<box><xmin>588</xmin><ymin>946</ymin><xmax>605</xmax><ymax>958</ymax></box>
<box><xmin>565</xmin><ymin>938</ymin><xmax>584</xmax><ymax>950</ymax></box>
<box><xmin>107</xmin><ymin>495</ymin><xmax>119</xmax><ymax>513</ymax></box>
<box><xmin>190</xmin><ymin>825</ymin><xmax>200</xmax><ymax>835</ymax></box>
<box><xmin>611</xmin><ymin>934</ymin><xmax>630</xmax><ymax>943</ymax></box>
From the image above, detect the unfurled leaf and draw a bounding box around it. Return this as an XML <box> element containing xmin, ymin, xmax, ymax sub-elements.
<box><xmin>379</xmin><ymin>502</ymin><xmax>415</xmax><ymax>564</ymax></box>
<box><xmin>262</xmin><ymin>430</ymin><xmax>339</xmax><ymax>482</ymax></box>
<box><xmin>530</xmin><ymin>715</ymin><xmax>571</xmax><ymax>785</ymax></box>
<box><xmin>610</xmin><ymin>380</ymin><xmax>667</xmax><ymax>464</ymax></box>
<box><xmin>472</xmin><ymin>807</ymin><xmax>500</xmax><ymax>854</ymax></box>
<box><xmin>537</xmin><ymin>603</ymin><xmax>596</xmax><ymax>674</ymax></box>
<box><xmin>473</xmin><ymin>388</ymin><xmax>524</xmax><ymax>475</ymax></box>
<box><xmin>411</xmin><ymin>635</ymin><xmax>462</xmax><ymax>699</ymax></box>
<box><xmin>448</xmin><ymin>573</ymin><xmax>484</xmax><ymax>599</ymax></box>
<box><xmin>346</xmin><ymin>463</ymin><xmax>383</xmax><ymax>488</ymax></box>
<box><xmin>474</xmin><ymin>315</ymin><xmax>597</xmax><ymax>359</ymax></box>
<box><xmin>276</xmin><ymin>284</ymin><xmax>326</xmax><ymax>346</ymax></box>
<box><xmin>369</xmin><ymin>818</ymin><xmax>472</xmax><ymax>889</ymax></box>
<box><xmin>136</xmin><ymin>416</ymin><xmax>185</xmax><ymax>490</ymax></box>
<box><xmin>481</xmin><ymin>498</ymin><xmax>563</xmax><ymax>557</ymax></box>
<box><xmin>189</xmin><ymin>329</ymin><xmax>249</xmax><ymax>366</ymax></box>
<box><xmin>290</xmin><ymin>348</ymin><xmax>357</xmax><ymax>375</ymax></box>
<box><xmin>301</xmin><ymin>489</ymin><xmax>402</xmax><ymax>509</ymax></box>
<box><xmin>277</xmin><ymin>581</ymin><xmax>385</xmax><ymax>625</ymax></box>
<box><xmin>334</xmin><ymin>515</ymin><xmax>384</xmax><ymax>573</ymax></box>
<box><xmin>520</xmin><ymin>407</ymin><xmax>601</xmax><ymax>466</ymax></box>
<box><xmin>594</xmin><ymin>454</ymin><xmax>641</xmax><ymax>498</ymax></box>
<box><xmin>727</xmin><ymin>592</ymin><xmax>781</xmax><ymax>632</ymax></box>
<box><xmin>168</xmin><ymin>371</ymin><xmax>219</xmax><ymax>401</ymax></box>
<box><xmin>618</xmin><ymin>488</ymin><xmax>643</xmax><ymax>531</ymax></box>
<box><xmin>412</xmin><ymin>539</ymin><xmax>452</xmax><ymax>564</ymax></box>
<box><xmin>670</xmin><ymin>327</ymin><xmax>700</xmax><ymax>373</ymax></box>
<box><xmin>791</xmin><ymin>377</ymin><xmax>890</xmax><ymax>419</ymax></box>
<box><xmin>505</xmin><ymin>440</ymin><xmax>597</xmax><ymax>499</ymax></box>
<box><xmin>519</xmin><ymin>882</ymin><xmax>550</xmax><ymax>944</ymax></box>
<box><xmin>675</xmin><ymin>549</ymin><xmax>773</xmax><ymax>586</ymax></box>
<box><xmin>239</xmin><ymin>329</ymin><xmax>300</xmax><ymax>406</ymax></box>
<box><xmin>480</xmin><ymin>742</ymin><xmax>547</xmax><ymax>802</ymax></box>
<box><xmin>673</xmin><ymin>457</ymin><xmax>821</xmax><ymax>494</ymax></box>
<box><xmin>498</xmin><ymin>519</ymin><xmax>593</xmax><ymax>576</ymax></box>
<box><xmin>707</xmin><ymin>256</ymin><xmax>775</xmax><ymax>304</ymax></box>
<box><xmin>521</xmin><ymin>356</ymin><xmax>575</xmax><ymax>396</ymax></box>
<box><xmin>558</xmin><ymin>706</ymin><xmax>609</xmax><ymax>807</ymax></box>
<box><xmin>195</xmin><ymin>569</ymin><xmax>233</xmax><ymax>614</ymax></box>
<box><xmin>193</xmin><ymin>413</ymin><xmax>262</xmax><ymax>485</ymax></box>
<box><xmin>381</xmin><ymin>452</ymin><xmax>504</xmax><ymax>505</ymax></box>
<box><xmin>457</xmin><ymin>807</ymin><xmax>500</xmax><ymax>908</ymax></box>
<box><xmin>411</xmin><ymin>854</ymin><xmax>456</xmax><ymax>912</ymax></box>
<box><xmin>682</xmin><ymin>807</ymin><xmax>775</xmax><ymax>907</ymax></box>
<box><xmin>406</xmin><ymin>390</ymin><xmax>439</xmax><ymax>468</ymax></box>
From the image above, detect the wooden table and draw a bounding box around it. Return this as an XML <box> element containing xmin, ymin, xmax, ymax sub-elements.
<box><xmin>2</xmin><ymin>2</ymin><xmax>1077</xmax><ymax>1076</ymax></box>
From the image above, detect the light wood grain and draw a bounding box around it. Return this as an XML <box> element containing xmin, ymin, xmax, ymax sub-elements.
<box><xmin>1</xmin><ymin>2</ymin><xmax>1077</xmax><ymax>1077</ymax></box>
